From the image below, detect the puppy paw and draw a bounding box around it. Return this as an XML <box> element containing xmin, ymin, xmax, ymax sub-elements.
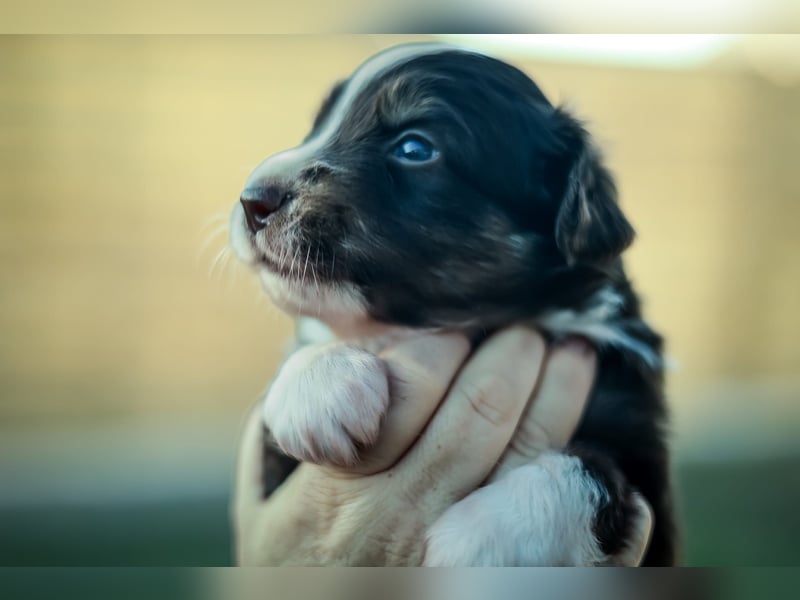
<box><xmin>262</xmin><ymin>344</ymin><xmax>389</xmax><ymax>467</ymax></box>
<box><xmin>423</xmin><ymin>453</ymin><xmax>611</xmax><ymax>566</ymax></box>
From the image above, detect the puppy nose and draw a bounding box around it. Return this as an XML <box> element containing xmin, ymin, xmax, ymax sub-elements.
<box><xmin>239</xmin><ymin>184</ymin><xmax>292</xmax><ymax>233</ymax></box>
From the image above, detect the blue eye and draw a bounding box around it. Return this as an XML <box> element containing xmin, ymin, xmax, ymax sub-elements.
<box><xmin>392</xmin><ymin>135</ymin><xmax>437</xmax><ymax>162</ymax></box>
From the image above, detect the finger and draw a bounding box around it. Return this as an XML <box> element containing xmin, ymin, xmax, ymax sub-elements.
<box><xmin>618</xmin><ymin>493</ymin><xmax>655</xmax><ymax>566</ymax></box>
<box><xmin>496</xmin><ymin>336</ymin><xmax>596</xmax><ymax>474</ymax></box>
<box><xmin>232</xmin><ymin>403</ymin><xmax>266</xmax><ymax>522</ymax></box>
<box><xmin>346</xmin><ymin>331</ymin><xmax>471</xmax><ymax>475</ymax></box>
<box><xmin>400</xmin><ymin>326</ymin><xmax>546</xmax><ymax>502</ymax></box>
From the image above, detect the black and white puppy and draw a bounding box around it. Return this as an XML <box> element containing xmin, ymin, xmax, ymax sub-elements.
<box><xmin>230</xmin><ymin>43</ymin><xmax>676</xmax><ymax>566</ymax></box>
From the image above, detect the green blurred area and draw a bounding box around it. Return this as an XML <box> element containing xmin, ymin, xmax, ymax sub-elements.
<box><xmin>1</xmin><ymin>457</ymin><xmax>798</xmax><ymax>566</ymax></box>
<box><xmin>0</xmin><ymin>494</ymin><xmax>231</xmax><ymax>566</ymax></box>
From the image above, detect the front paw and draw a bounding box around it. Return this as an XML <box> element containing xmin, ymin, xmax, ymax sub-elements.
<box><xmin>423</xmin><ymin>453</ymin><xmax>610</xmax><ymax>566</ymax></box>
<box><xmin>262</xmin><ymin>344</ymin><xmax>389</xmax><ymax>467</ymax></box>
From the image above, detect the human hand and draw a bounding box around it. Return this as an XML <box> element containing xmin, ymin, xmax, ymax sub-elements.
<box><xmin>232</xmin><ymin>327</ymin><xmax>651</xmax><ymax>565</ymax></box>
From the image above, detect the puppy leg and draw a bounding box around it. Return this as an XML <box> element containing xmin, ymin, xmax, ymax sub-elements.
<box><xmin>262</xmin><ymin>343</ymin><xmax>389</xmax><ymax>467</ymax></box>
<box><xmin>423</xmin><ymin>450</ymin><xmax>652</xmax><ymax>566</ymax></box>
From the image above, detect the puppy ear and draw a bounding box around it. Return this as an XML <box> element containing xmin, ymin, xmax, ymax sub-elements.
<box><xmin>554</xmin><ymin>121</ymin><xmax>635</xmax><ymax>266</ymax></box>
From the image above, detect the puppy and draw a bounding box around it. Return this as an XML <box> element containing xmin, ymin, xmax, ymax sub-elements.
<box><xmin>229</xmin><ymin>43</ymin><xmax>676</xmax><ymax>566</ymax></box>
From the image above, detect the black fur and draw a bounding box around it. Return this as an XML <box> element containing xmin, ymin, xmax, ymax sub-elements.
<box><xmin>243</xmin><ymin>46</ymin><xmax>677</xmax><ymax>565</ymax></box>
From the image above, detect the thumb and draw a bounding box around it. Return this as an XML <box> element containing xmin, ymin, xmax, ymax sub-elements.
<box><xmin>614</xmin><ymin>492</ymin><xmax>655</xmax><ymax>566</ymax></box>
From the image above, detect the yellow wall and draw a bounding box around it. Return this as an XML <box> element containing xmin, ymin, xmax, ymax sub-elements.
<box><xmin>1</xmin><ymin>37</ymin><xmax>798</xmax><ymax>452</ymax></box>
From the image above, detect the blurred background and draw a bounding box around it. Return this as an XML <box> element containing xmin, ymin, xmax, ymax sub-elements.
<box><xmin>0</xmin><ymin>34</ymin><xmax>798</xmax><ymax>566</ymax></box>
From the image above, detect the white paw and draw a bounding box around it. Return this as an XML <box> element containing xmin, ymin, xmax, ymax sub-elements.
<box><xmin>423</xmin><ymin>453</ymin><xmax>609</xmax><ymax>566</ymax></box>
<box><xmin>262</xmin><ymin>344</ymin><xmax>389</xmax><ymax>466</ymax></box>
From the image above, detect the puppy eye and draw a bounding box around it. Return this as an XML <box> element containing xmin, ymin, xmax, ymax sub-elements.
<box><xmin>391</xmin><ymin>135</ymin><xmax>438</xmax><ymax>163</ymax></box>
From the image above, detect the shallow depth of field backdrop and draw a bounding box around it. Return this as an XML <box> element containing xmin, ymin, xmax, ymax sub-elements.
<box><xmin>1</xmin><ymin>35</ymin><xmax>799</xmax><ymax>565</ymax></box>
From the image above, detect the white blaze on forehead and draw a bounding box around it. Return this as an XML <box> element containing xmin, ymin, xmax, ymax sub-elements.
<box><xmin>245</xmin><ymin>43</ymin><xmax>460</xmax><ymax>188</ymax></box>
<box><xmin>310</xmin><ymin>42</ymin><xmax>458</xmax><ymax>145</ymax></box>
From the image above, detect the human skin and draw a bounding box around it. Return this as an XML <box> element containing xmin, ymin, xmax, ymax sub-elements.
<box><xmin>233</xmin><ymin>327</ymin><xmax>652</xmax><ymax>566</ymax></box>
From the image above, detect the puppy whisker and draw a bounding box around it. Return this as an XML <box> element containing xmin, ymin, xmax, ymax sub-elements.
<box><xmin>209</xmin><ymin>245</ymin><xmax>232</xmax><ymax>281</ymax></box>
<box><xmin>199</xmin><ymin>211</ymin><xmax>230</xmax><ymax>234</ymax></box>
<box><xmin>302</xmin><ymin>245</ymin><xmax>311</xmax><ymax>289</ymax></box>
<box><xmin>198</xmin><ymin>224</ymin><xmax>230</xmax><ymax>257</ymax></box>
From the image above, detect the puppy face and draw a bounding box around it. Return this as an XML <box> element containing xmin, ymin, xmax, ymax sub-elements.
<box><xmin>231</xmin><ymin>43</ymin><xmax>635</xmax><ymax>329</ymax></box>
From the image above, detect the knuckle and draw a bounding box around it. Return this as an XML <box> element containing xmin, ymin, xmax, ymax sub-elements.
<box><xmin>455</xmin><ymin>375</ymin><xmax>515</xmax><ymax>427</ymax></box>
<box><xmin>510</xmin><ymin>417</ymin><xmax>552</xmax><ymax>457</ymax></box>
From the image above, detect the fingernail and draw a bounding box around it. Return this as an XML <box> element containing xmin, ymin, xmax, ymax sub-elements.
<box><xmin>556</xmin><ymin>335</ymin><xmax>595</xmax><ymax>356</ymax></box>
